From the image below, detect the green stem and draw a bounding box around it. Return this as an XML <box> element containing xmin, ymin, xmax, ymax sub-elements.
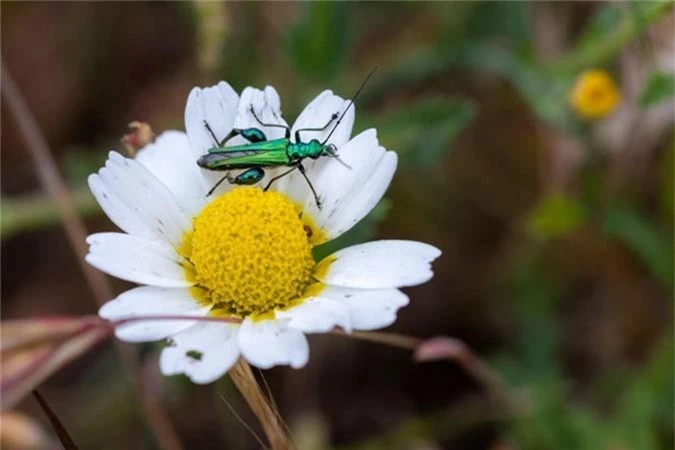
<box><xmin>2</xmin><ymin>187</ymin><xmax>100</xmax><ymax>240</ymax></box>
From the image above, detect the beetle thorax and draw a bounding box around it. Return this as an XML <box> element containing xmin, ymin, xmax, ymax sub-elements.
<box><xmin>288</xmin><ymin>140</ymin><xmax>323</xmax><ymax>160</ymax></box>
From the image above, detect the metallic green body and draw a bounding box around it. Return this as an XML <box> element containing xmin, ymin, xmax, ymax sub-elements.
<box><xmin>196</xmin><ymin>67</ymin><xmax>375</xmax><ymax>204</ymax></box>
<box><xmin>198</xmin><ymin>138</ymin><xmax>323</xmax><ymax>171</ymax></box>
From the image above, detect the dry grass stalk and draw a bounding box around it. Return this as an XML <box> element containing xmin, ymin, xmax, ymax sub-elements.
<box><xmin>229</xmin><ymin>358</ymin><xmax>289</xmax><ymax>450</ymax></box>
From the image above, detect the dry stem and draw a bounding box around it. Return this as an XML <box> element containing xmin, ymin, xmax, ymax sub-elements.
<box><xmin>229</xmin><ymin>358</ymin><xmax>289</xmax><ymax>450</ymax></box>
<box><xmin>331</xmin><ymin>329</ymin><xmax>525</xmax><ymax>416</ymax></box>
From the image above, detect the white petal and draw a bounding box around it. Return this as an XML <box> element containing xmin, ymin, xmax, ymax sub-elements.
<box><xmin>326</xmin><ymin>151</ymin><xmax>397</xmax><ymax>238</ymax></box>
<box><xmin>185</xmin><ymin>81</ymin><xmax>239</xmax><ymax>159</ymax></box>
<box><xmin>99</xmin><ymin>286</ymin><xmax>208</xmax><ymax>342</ymax></box>
<box><xmin>234</xmin><ymin>86</ymin><xmax>289</xmax><ymax>141</ymax></box>
<box><xmin>276</xmin><ymin>91</ymin><xmax>354</xmax><ymax>200</ymax></box>
<box><xmin>276</xmin><ymin>295</ymin><xmax>351</xmax><ymax>333</ymax></box>
<box><xmin>238</xmin><ymin>318</ymin><xmax>309</xmax><ymax>369</ymax></box>
<box><xmin>315</xmin><ymin>240</ymin><xmax>442</xmax><ymax>289</ymax></box>
<box><xmin>94</xmin><ymin>152</ymin><xmax>191</xmax><ymax>245</ymax></box>
<box><xmin>159</xmin><ymin>322</ymin><xmax>240</xmax><ymax>384</ymax></box>
<box><xmin>291</xmin><ymin>90</ymin><xmax>354</xmax><ymax>147</ymax></box>
<box><xmin>320</xmin><ymin>285</ymin><xmax>409</xmax><ymax>331</ymax></box>
<box><xmin>289</xmin><ymin>129</ymin><xmax>396</xmax><ymax>240</ymax></box>
<box><xmin>135</xmin><ymin>131</ymin><xmax>208</xmax><ymax>216</ymax></box>
<box><xmin>187</xmin><ymin>84</ymin><xmax>289</xmax><ymax>196</ymax></box>
<box><xmin>88</xmin><ymin>173</ymin><xmax>157</xmax><ymax>241</ymax></box>
<box><xmin>86</xmin><ymin>232</ymin><xmax>191</xmax><ymax>287</ymax></box>
<box><xmin>213</xmin><ymin>85</ymin><xmax>291</xmax><ymax>193</ymax></box>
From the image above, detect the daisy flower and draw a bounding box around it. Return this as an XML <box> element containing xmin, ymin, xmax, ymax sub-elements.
<box><xmin>87</xmin><ymin>82</ymin><xmax>441</xmax><ymax>384</ymax></box>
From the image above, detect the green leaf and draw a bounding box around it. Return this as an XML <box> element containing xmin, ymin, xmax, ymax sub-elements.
<box><xmin>602</xmin><ymin>204</ymin><xmax>674</xmax><ymax>289</ymax></box>
<box><xmin>639</xmin><ymin>71</ymin><xmax>675</xmax><ymax>108</ymax></box>
<box><xmin>526</xmin><ymin>194</ymin><xmax>588</xmax><ymax>240</ymax></box>
<box><xmin>286</xmin><ymin>2</ymin><xmax>347</xmax><ymax>81</ymax></box>
<box><xmin>615</xmin><ymin>333</ymin><xmax>674</xmax><ymax>450</ymax></box>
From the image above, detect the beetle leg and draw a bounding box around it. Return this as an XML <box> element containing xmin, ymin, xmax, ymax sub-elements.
<box><xmin>263</xmin><ymin>166</ymin><xmax>298</xmax><ymax>191</ymax></box>
<box><xmin>294</xmin><ymin>113</ymin><xmax>338</xmax><ymax>143</ymax></box>
<box><xmin>297</xmin><ymin>163</ymin><xmax>322</xmax><ymax>209</ymax></box>
<box><xmin>203</xmin><ymin>121</ymin><xmax>259</xmax><ymax>147</ymax></box>
<box><xmin>207</xmin><ymin>172</ymin><xmax>235</xmax><ymax>196</ymax></box>
<box><xmin>249</xmin><ymin>106</ymin><xmax>291</xmax><ymax>139</ymax></box>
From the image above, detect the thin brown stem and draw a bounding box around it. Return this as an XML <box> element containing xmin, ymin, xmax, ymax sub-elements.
<box><xmin>331</xmin><ymin>329</ymin><xmax>526</xmax><ymax>415</ymax></box>
<box><xmin>2</xmin><ymin>62</ymin><xmax>183</xmax><ymax>450</ymax></box>
<box><xmin>33</xmin><ymin>390</ymin><xmax>79</xmax><ymax>450</ymax></box>
<box><xmin>1</xmin><ymin>63</ymin><xmax>113</xmax><ymax>306</ymax></box>
<box><xmin>331</xmin><ymin>328</ymin><xmax>422</xmax><ymax>350</ymax></box>
<box><xmin>229</xmin><ymin>359</ymin><xmax>289</xmax><ymax>450</ymax></box>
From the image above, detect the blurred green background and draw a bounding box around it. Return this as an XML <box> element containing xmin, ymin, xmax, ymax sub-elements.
<box><xmin>2</xmin><ymin>2</ymin><xmax>673</xmax><ymax>449</ymax></box>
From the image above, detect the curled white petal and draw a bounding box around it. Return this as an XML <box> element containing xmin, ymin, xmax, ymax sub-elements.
<box><xmin>276</xmin><ymin>295</ymin><xmax>351</xmax><ymax>333</ymax></box>
<box><xmin>320</xmin><ymin>286</ymin><xmax>409</xmax><ymax>331</ymax></box>
<box><xmin>99</xmin><ymin>286</ymin><xmax>208</xmax><ymax>342</ymax></box>
<box><xmin>86</xmin><ymin>232</ymin><xmax>191</xmax><ymax>287</ymax></box>
<box><xmin>238</xmin><ymin>318</ymin><xmax>309</xmax><ymax>369</ymax></box>
<box><xmin>327</xmin><ymin>151</ymin><xmax>396</xmax><ymax>238</ymax></box>
<box><xmin>315</xmin><ymin>240</ymin><xmax>442</xmax><ymax>289</ymax></box>
<box><xmin>160</xmin><ymin>322</ymin><xmax>240</xmax><ymax>384</ymax></box>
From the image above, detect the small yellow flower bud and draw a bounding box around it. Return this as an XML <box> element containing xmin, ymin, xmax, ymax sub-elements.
<box><xmin>569</xmin><ymin>69</ymin><xmax>621</xmax><ymax>119</ymax></box>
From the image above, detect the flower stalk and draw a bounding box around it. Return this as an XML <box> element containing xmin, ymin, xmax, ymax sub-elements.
<box><xmin>228</xmin><ymin>359</ymin><xmax>289</xmax><ymax>450</ymax></box>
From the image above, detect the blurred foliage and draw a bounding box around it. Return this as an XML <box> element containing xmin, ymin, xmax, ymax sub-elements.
<box><xmin>554</xmin><ymin>1</ymin><xmax>672</xmax><ymax>74</ymax></box>
<box><xmin>499</xmin><ymin>257</ymin><xmax>673</xmax><ymax>450</ymax></box>
<box><xmin>286</xmin><ymin>2</ymin><xmax>348</xmax><ymax>82</ymax></box>
<box><xmin>525</xmin><ymin>194</ymin><xmax>588</xmax><ymax>241</ymax></box>
<box><xmin>602</xmin><ymin>203</ymin><xmax>674</xmax><ymax>289</ymax></box>
<box><xmin>366</xmin><ymin>97</ymin><xmax>475</xmax><ymax>167</ymax></box>
<box><xmin>661</xmin><ymin>141</ymin><xmax>674</xmax><ymax>223</ymax></box>
<box><xmin>639</xmin><ymin>71</ymin><xmax>675</xmax><ymax>108</ymax></box>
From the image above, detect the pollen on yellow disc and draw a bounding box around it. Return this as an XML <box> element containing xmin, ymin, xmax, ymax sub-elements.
<box><xmin>569</xmin><ymin>69</ymin><xmax>621</xmax><ymax>119</ymax></box>
<box><xmin>180</xmin><ymin>187</ymin><xmax>315</xmax><ymax>317</ymax></box>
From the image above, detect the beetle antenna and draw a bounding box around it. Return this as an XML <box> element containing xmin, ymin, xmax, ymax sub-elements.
<box><xmin>334</xmin><ymin>155</ymin><xmax>352</xmax><ymax>170</ymax></box>
<box><xmin>321</xmin><ymin>66</ymin><xmax>378</xmax><ymax>145</ymax></box>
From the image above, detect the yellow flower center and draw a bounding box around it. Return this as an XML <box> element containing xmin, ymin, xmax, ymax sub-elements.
<box><xmin>569</xmin><ymin>69</ymin><xmax>621</xmax><ymax>119</ymax></box>
<box><xmin>180</xmin><ymin>187</ymin><xmax>318</xmax><ymax>318</ymax></box>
